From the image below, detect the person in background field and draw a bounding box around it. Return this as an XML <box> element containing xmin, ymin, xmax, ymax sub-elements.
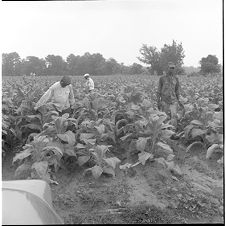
<box><xmin>34</xmin><ymin>75</ymin><xmax>75</xmax><ymax>115</ymax></box>
<box><xmin>157</xmin><ymin>62</ymin><xmax>182</xmax><ymax>128</ymax></box>
<box><xmin>84</xmin><ymin>73</ymin><xmax>94</xmax><ymax>93</ymax></box>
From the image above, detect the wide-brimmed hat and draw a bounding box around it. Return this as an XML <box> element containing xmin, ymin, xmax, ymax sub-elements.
<box><xmin>84</xmin><ymin>73</ymin><xmax>90</xmax><ymax>78</ymax></box>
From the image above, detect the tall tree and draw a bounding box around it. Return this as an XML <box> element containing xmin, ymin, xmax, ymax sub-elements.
<box><xmin>20</xmin><ymin>56</ymin><xmax>47</xmax><ymax>76</ymax></box>
<box><xmin>2</xmin><ymin>52</ymin><xmax>21</xmax><ymax>76</ymax></box>
<box><xmin>45</xmin><ymin>55</ymin><xmax>67</xmax><ymax>75</ymax></box>
<box><xmin>90</xmin><ymin>53</ymin><xmax>106</xmax><ymax>75</ymax></box>
<box><xmin>66</xmin><ymin>54</ymin><xmax>80</xmax><ymax>75</ymax></box>
<box><xmin>159</xmin><ymin>40</ymin><xmax>185</xmax><ymax>74</ymax></box>
<box><xmin>137</xmin><ymin>45</ymin><xmax>161</xmax><ymax>74</ymax></box>
<box><xmin>200</xmin><ymin>55</ymin><xmax>221</xmax><ymax>75</ymax></box>
<box><xmin>137</xmin><ymin>40</ymin><xmax>185</xmax><ymax>75</ymax></box>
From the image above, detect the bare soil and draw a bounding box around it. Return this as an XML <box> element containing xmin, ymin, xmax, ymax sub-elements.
<box><xmin>2</xmin><ymin>142</ymin><xmax>224</xmax><ymax>224</ymax></box>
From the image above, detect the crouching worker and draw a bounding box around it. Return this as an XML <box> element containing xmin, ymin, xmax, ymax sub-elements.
<box><xmin>34</xmin><ymin>75</ymin><xmax>75</xmax><ymax>116</ymax></box>
<box><xmin>156</xmin><ymin>62</ymin><xmax>182</xmax><ymax>129</ymax></box>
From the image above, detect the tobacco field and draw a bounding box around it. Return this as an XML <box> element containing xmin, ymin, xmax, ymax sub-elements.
<box><xmin>2</xmin><ymin>74</ymin><xmax>224</xmax><ymax>224</ymax></box>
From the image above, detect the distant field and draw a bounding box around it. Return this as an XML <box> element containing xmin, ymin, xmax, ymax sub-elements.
<box><xmin>2</xmin><ymin>74</ymin><xmax>223</xmax><ymax>104</ymax></box>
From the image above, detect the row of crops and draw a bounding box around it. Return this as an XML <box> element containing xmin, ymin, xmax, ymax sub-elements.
<box><xmin>2</xmin><ymin>74</ymin><xmax>223</xmax><ymax>184</ymax></box>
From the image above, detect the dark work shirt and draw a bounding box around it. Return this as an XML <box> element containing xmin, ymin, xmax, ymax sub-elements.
<box><xmin>157</xmin><ymin>74</ymin><xmax>180</xmax><ymax>104</ymax></box>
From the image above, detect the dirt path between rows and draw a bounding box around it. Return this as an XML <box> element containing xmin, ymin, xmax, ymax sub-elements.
<box><xmin>2</xmin><ymin>147</ymin><xmax>224</xmax><ymax>224</ymax></box>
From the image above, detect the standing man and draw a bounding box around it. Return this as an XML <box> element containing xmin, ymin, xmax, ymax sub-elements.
<box><xmin>84</xmin><ymin>73</ymin><xmax>94</xmax><ymax>93</ymax></box>
<box><xmin>157</xmin><ymin>62</ymin><xmax>181</xmax><ymax>127</ymax></box>
<box><xmin>34</xmin><ymin>75</ymin><xmax>75</xmax><ymax>115</ymax></box>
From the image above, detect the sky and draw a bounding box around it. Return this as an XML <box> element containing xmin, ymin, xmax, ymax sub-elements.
<box><xmin>0</xmin><ymin>0</ymin><xmax>223</xmax><ymax>67</ymax></box>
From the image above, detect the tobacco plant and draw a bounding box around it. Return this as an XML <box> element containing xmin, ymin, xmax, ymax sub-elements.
<box><xmin>84</xmin><ymin>145</ymin><xmax>121</xmax><ymax>179</ymax></box>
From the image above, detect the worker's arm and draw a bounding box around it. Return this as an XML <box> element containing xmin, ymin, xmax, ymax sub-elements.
<box><xmin>87</xmin><ymin>80</ymin><xmax>91</xmax><ymax>90</ymax></box>
<box><xmin>34</xmin><ymin>86</ymin><xmax>54</xmax><ymax>110</ymax></box>
<box><xmin>157</xmin><ymin>77</ymin><xmax>163</xmax><ymax>102</ymax></box>
<box><xmin>175</xmin><ymin>77</ymin><xmax>184</xmax><ymax>108</ymax></box>
<box><xmin>68</xmin><ymin>85</ymin><xmax>75</xmax><ymax>107</ymax></box>
<box><xmin>156</xmin><ymin>77</ymin><xmax>163</xmax><ymax>110</ymax></box>
<box><xmin>175</xmin><ymin>77</ymin><xmax>180</xmax><ymax>100</ymax></box>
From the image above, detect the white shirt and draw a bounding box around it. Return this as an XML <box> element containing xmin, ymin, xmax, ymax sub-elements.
<box><xmin>35</xmin><ymin>81</ymin><xmax>75</xmax><ymax>111</ymax></box>
<box><xmin>85</xmin><ymin>77</ymin><xmax>94</xmax><ymax>91</ymax></box>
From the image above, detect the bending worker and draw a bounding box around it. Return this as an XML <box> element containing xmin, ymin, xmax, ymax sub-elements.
<box><xmin>34</xmin><ymin>75</ymin><xmax>75</xmax><ymax>115</ymax></box>
<box><xmin>84</xmin><ymin>73</ymin><xmax>94</xmax><ymax>93</ymax></box>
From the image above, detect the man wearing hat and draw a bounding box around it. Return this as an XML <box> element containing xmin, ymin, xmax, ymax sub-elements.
<box><xmin>156</xmin><ymin>62</ymin><xmax>181</xmax><ymax>128</ymax></box>
<box><xmin>84</xmin><ymin>73</ymin><xmax>94</xmax><ymax>93</ymax></box>
<box><xmin>34</xmin><ymin>75</ymin><xmax>75</xmax><ymax>115</ymax></box>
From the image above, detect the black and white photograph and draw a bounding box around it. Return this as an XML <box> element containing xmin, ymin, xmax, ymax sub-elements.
<box><xmin>1</xmin><ymin>0</ymin><xmax>224</xmax><ymax>224</ymax></box>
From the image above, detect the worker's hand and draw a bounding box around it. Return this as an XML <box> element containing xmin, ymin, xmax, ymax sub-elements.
<box><xmin>34</xmin><ymin>106</ymin><xmax>38</xmax><ymax>111</ymax></box>
<box><xmin>178</xmin><ymin>100</ymin><xmax>184</xmax><ymax>109</ymax></box>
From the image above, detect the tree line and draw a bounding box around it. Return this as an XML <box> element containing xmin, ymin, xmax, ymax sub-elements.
<box><xmin>2</xmin><ymin>40</ymin><xmax>221</xmax><ymax>76</ymax></box>
<box><xmin>2</xmin><ymin>52</ymin><xmax>146</xmax><ymax>76</ymax></box>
